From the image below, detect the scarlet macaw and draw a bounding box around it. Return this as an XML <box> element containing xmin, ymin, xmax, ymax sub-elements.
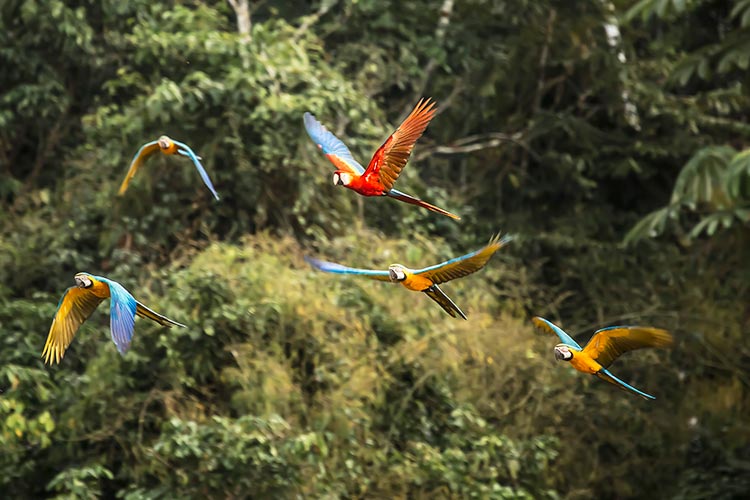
<box><xmin>532</xmin><ymin>316</ymin><xmax>673</xmax><ymax>399</ymax></box>
<box><xmin>42</xmin><ymin>272</ymin><xmax>185</xmax><ymax>364</ymax></box>
<box><xmin>305</xmin><ymin>234</ymin><xmax>511</xmax><ymax>319</ymax></box>
<box><xmin>118</xmin><ymin>135</ymin><xmax>220</xmax><ymax>200</ymax></box>
<box><xmin>303</xmin><ymin>98</ymin><xmax>459</xmax><ymax>219</ymax></box>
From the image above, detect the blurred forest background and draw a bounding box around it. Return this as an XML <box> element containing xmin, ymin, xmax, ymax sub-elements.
<box><xmin>1</xmin><ymin>0</ymin><xmax>749</xmax><ymax>498</ymax></box>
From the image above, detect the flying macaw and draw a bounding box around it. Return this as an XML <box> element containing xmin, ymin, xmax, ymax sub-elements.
<box><xmin>303</xmin><ymin>98</ymin><xmax>459</xmax><ymax>220</ymax></box>
<box><xmin>118</xmin><ymin>135</ymin><xmax>220</xmax><ymax>200</ymax></box>
<box><xmin>42</xmin><ymin>272</ymin><xmax>186</xmax><ymax>364</ymax></box>
<box><xmin>305</xmin><ymin>234</ymin><xmax>511</xmax><ymax>319</ymax></box>
<box><xmin>532</xmin><ymin>316</ymin><xmax>673</xmax><ymax>399</ymax></box>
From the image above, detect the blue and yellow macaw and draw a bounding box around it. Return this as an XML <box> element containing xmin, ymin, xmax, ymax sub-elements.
<box><xmin>118</xmin><ymin>135</ymin><xmax>220</xmax><ymax>200</ymax></box>
<box><xmin>42</xmin><ymin>272</ymin><xmax>185</xmax><ymax>364</ymax></box>
<box><xmin>305</xmin><ymin>234</ymin><xmax>512</xmax><ymax>319</ymax></box>
<box><xmin>532</xmin><ymin>316</ymin><xmax>673</xmax><ymax>399</ymax></box>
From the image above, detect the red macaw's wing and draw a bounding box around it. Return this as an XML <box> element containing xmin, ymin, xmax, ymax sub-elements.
<box><xmin>118</xmin><ymin>140</ymin><xmax>161</xmax><ymax>195</ymax></box>
<box><xmin>303</xmin><ymin>112</ymin><xmax>366</xmax><ymax>175</ymax></box>
<box><xmin>413</xmin><ymin>234</ymin><xmax>512</xmax><ymax>285</ymax></box>
<box><xmin>364</xmin><ymin>98</ymin><xmax>437</xmax><ymax>191</ymax></box>
<box><xmin>582</xmin><ymin>326</ymin><xmax>673</xmax><ymax>368</ymax></box>
<box><xmin>42</xmin><ymin>287</ymin><xmax>105</xmax><ymax>364</ymax></box>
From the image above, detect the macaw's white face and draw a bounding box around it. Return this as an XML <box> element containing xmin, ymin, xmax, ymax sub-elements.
<box><xmin>158</xmin><ymin>135</ymin><xmax>172</xmax><ymax>150</ymax></box>
<box><xmin>388</xmin><ymin>265</ymin><xmax>407</xmax><ymax>282</ymax></box>
<box><xmin>74</xmin><ymin>273</ymin><xmax>93</xmax><ymax>289</ymax></box>
<box><xmin>333</xmin><ymin>171</ymin><xmax>353</xmax><ymax>187</ymax></box>
<box><xmin>554</xmin><ymin>344</ymin><xmax>573</xmax><ymax>362</ymax></box>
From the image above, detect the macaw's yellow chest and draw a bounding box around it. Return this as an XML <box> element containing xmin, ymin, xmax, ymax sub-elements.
<box><xmin>569</xmin><ymin>352</ymin><xmax>602</xmax><ymax>375</ymax></box>
<box><xmin>400</xmin><ymin>273</ymin><xmax>434</xmax><ymax>292</ymax></box>
<box><xmin>89</xmin><ymin>280</ymin><xmax>111</xmax><ymax>299</ymax></box>
<box><xmin>162</xmin><ymin>142</ymin><xmax>179</xmax><ymax>155</ymax></box>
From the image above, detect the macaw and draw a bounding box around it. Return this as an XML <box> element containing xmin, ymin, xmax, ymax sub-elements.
<box><xmin>118</xmin><ymin>135</ymin><xmax>220</xmax><ymax>200</ymax></box>
<box><xmin>303</xmin><ymin>98</ymin><xmax>459</xmax><ymax>220</ymax></box>
<box><xmin>532</xmin><ymin>316</ymin><xmax>673</xmax><ymax>399</ymax></box>
<box><xmin>305</xmin><ymin>234</ymin><xmax>511</xmax><ymax>319</ymax></box>
<box><xmin>42</xmin><ymin>272</ymin><xmax>185</xmax><ymax>364</ymax></box>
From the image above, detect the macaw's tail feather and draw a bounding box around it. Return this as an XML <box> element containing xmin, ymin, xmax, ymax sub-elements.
<box><xmin>596</xmin><ymin>368</ymin><xmax>656</xmax><ymax>400</ymax></box>
<box><xmin>423</xmin><ymin>285</ymin><xmax>467</xmax><ymax>320</ymax></box>
<box><xmin>136</xmin><ymin>301</ymin><xmax>186</xmax><ymax>328</ymax></box>
<box><xmin>387</xmin><ymin>189</ymin><xmax>460</xmax><ymax>220</ymax></box>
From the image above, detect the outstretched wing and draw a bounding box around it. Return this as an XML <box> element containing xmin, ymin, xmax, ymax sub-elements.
<box><xmin>98</xmin><ymin>278</ymin><xmax>137</xmax><ymax>356</ymax></box>
<box><xmin>413</xmin><ymin>234</ymin><xmax>512</xmax><ymax>285</ymax></box>
<box><xmin>596</xmin><ymin>368</ymin><xmax>656</xmax><ymax>400</ymax></box>
<box><xmin>303</xmin><ymin>112</ymin><xmax>365</xmax><ymax>175</ymax></box>
<box><xmin>304</xmin><ymin>256</ymin><xmax>390</xmax><ymax>281</ymax></box>
<box><xmin>423</xmin><ymin>285</ymin><xmax>467</xmax><ymax>320</ymax></box>
<box><xmin>364</xmin><ymin>98</ymin><xmax>437</xmax><ymax>191</ymax></box>
<box><xmin>136</xmin><ymin>301</ymin><xmax>186</xmax><ymax>328</ymax></box>
<box><xmin>42</xmin><ymin>287</ymin><xmax>104</xmax><ymax>364</ymax></box>
<box><xmin>583</xmin><ymin>326</ymin><xmax>673</xmax><ymax>368</ymax></box>
<box><xmin>174</xmin><ymin>140</ymin><xmax>220</xmax><ymax>201</ymax></box>
<box><xmin>531</xmin><ymin>316</ymin><xmax>583</xmax><ymax>350</ymax></box>
<box><xmin>118</xmin><ymin>141</ymin><xmax>160</xmax><ymax>195</ymax></box>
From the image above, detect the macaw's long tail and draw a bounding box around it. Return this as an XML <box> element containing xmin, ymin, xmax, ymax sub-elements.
<box><xmin>596</xmin><ymin>368</ymin><xmax>656</xmax><ymax>400</ymax></box>
<box><xmin>136</xmin><ymin>301</ymin><xmax>187</xmax><ymax>328</ymax></box>
<box><xmin>423</xmin><ymin>284</ymin><xmax>467</xmax><ymax>320</ymax></box>
<box><xmin>387</xmin><ymin>189</ymin><xmax>460</xmax><ymax>220</ymax></box>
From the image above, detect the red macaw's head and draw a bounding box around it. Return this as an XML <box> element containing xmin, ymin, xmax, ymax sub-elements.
<box><xmin>74</xmin><ymin>273</ymin><xmax>94</xmax><ymax>289</ymax></box>
<box><xmin>554</xmin><ymin>343</ymin><xmax>574</xmax><ymax>362</ymax></box>
<box><xmin>332</xmin><ymin>171</ymin><xmax>354</xmax><ymax>187</ymax></box>
<box><xmin>388</xmin><ymin>265</ymin><xmax>407</xmax><ymax>282</ymax></box>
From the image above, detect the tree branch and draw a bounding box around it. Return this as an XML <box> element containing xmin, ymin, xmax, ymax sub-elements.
<box><xmin>227</xmin><ymin>0</ymin><xmax>252</xmax><ymax>41</ymax></box>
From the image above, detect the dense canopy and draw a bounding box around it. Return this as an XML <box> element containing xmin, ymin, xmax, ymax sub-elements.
<box><xmin>1</xmin><ymin>0</ymin><xmax>748</xmax><ymax>498</ymax></box>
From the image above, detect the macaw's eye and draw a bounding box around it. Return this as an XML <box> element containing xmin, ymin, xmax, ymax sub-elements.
<box><xmin>75</xmin><ymin>276</ymin><xmax>92</xmax><ymax>288</ymax></box>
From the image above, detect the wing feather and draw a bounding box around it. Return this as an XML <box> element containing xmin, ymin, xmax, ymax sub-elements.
<box><xmin>365</xmin><ymin>98</ymin><xmax>437</xmax><ymax>191</ymax></box>
<box><xmin>531</xmin><ymin>316</ymin><xmax>583</xmax><ymax>350</ymax></box>
<box><xmin>303</xmin><ymin>112</ymin><xmax>366</xmax><ymax>175</ymax></box>
<box><xmin>304</xmin><ymin>256</ymin><xmax>390</xmax><ymax>281</ymax></box>
<box><xmin>174</xmin><ymin>140</ymin><xmax>220</xmax><ymax>201</ymax></box>
<box><xmin>42</xmin><ymin>287</ymin><xmax>104</xmax><ymax>364</ymax></box>
<box><xmin>99</xmin><ymin>278</ymin><xmax>137</xmax><ymax>356</ymax></box>
<box><xmin>583</xmin><ymin>326</ymin><xmax>673</xmax><ymax>368</ymax></box>
<box><xmin>118</xmin><ymin>141</ymin><xmax>160</xmax><ymax>195</ymax></box>
<box><xmin>414</xmin><ymin>234</ymin><xmax>512</xmax><ymax>285</ymax></box>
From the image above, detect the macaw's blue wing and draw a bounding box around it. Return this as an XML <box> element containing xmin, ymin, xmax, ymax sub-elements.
<box><xmin>303</xmin><ymin>112</ymin><xmax>366</xmax><ymax>175</ymax></box>
<box><xmin>596</xmin><ymin>368</ymin><xmax>656</xmax><ymax>400</ymax></box>
<box><xmin>304</xmin><ymin>256</ymin><xmax>390</xmax><ymax>281</ymax></box>
<box><xmin>174</xmin><ymin>140</ymin><xmax>220</xmax><ymax>201</ymax></box>
<box><xmin>119</xmin><ymin>140</ymin><xmax>160</xmax><ymax>195</ymax></box>
<box><xmin>99</xmin><ymin>278</ymin><xmax>137</xmax><ymax>355</ymax></box>
<box><xmin>42</xmin><ymin>287</ymin><xmax>105</xmax><ymax>364</ymax></box>
<box><xmin>414</xmin><ymin>233</ymin><xmax>511</xmax><ymax>283</ymax></box>
<box><xmin>532</xmin><ymin>316</ymin><xmax>583</xmax><ymax>350</ymax></box>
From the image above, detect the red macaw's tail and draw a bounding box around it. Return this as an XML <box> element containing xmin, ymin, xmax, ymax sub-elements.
<box><xmin>423</xmin><ymin>285</ymin><xmax>467</xmax><ymax>319</ymax></box>
<box><xmin>386</xmin><ymin>189</ymin><xmax>460</xmax><ymax>220</ymax></box>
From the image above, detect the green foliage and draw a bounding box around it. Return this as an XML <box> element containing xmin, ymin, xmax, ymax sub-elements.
<box><xmin>0</xmin><ymin>0</ymin><xmax>748</xmax><ymax>498</ymax></box>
